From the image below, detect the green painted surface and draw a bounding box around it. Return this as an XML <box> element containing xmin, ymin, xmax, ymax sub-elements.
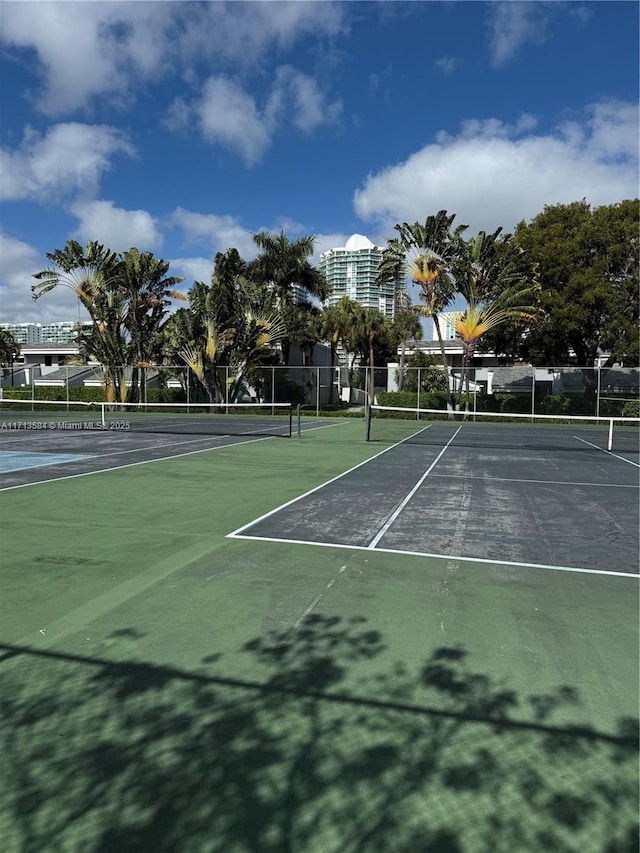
<box><xmin>1</xmin><ymin>420</ymin><xmax>638</xmax><ymax>852</ymax></box>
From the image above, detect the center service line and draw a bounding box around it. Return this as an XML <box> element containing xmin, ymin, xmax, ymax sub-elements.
<box><xmin>368</xmin><ymin>426</ymin><xmax>462</xmax><ymax>550</ymax></box>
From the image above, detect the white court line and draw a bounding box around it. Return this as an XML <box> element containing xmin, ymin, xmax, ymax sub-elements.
<box><xmin>430</xmin><ymin>472</ymin><xmax>639</xmax><ymax>489</ymax></box>
<box><xmin>368</xmin><ymin>427</ymin><xmax>462</xmax><ymax>549</ymax></box>
<box><xmin>575</xmin><ymin>436</ymin><xmax>640</xmax><ymax>467</ymax></box>
<box><xmin>0</xmin><ymin>433</ymin><xmax>277</xmax><ymax>491</ymax></box>
<box><xmin>227</xmin><ymin>424</ymin><xmax>433</xmax><ymax>537</ymax></box>
<box><xmin>230</xmin><ymin>532</ymin><xmax>640</xmax><ymax>579</ymax></box>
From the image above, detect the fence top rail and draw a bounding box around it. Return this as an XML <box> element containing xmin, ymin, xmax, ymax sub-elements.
<box><xmin>370</xmin><ymin>404</ymin><xmax>640</xmax><ymax>424</ymax></box>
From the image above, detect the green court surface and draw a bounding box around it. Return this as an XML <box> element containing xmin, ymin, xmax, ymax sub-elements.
<box><xmin>1</xmin><ymin>420</ymin><xmax>638</xmax><ymax>852</ymax></box>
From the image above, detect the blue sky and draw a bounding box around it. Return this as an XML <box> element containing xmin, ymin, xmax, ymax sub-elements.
<box><xmin>1</xmin><ymin>0</ymin><xmax>638</xmax><ymax>325</ymax></box>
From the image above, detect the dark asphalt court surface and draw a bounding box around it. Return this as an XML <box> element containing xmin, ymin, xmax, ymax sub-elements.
<box><xmin>232</xmin><ymin>427</ymin><xmax>640</xmax><ymax>576</ymax></box>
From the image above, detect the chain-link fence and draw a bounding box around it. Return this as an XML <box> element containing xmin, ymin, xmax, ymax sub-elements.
<box><xmin>383</xmin><ymin>364</ymin><xmax>639</xmax><ymax>418</ymax></box>
<box><xmin>0</xmin><ymin>363</ymin><xmax>340</xmax><ymax>415</ymax></box>
<box><xmin>2</xmin><ymin>363</ymin><xmax>638</xmax><ymax>418</ymax></box>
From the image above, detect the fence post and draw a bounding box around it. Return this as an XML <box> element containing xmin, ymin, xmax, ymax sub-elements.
<box><xmin>596</xmin><ymin>364</ymin><xmax>602</xmax><ymax>418</ymax></box>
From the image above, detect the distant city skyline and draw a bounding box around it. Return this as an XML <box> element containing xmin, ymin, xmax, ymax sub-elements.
<box><xmin>0</xmin><ymin>320</ymin><xmax>93</xmax><ymax>345</ymax></box>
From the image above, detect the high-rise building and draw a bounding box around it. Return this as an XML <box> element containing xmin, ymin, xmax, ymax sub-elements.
<box><xmin>0</xmin><ymin>321</ymin><xmax>92</xmax><ymax>344</ymax></box>
<box><xmin>319</xmin><ymin>234</ymin><xmax>401</xmax><ymax>319</ymax></box>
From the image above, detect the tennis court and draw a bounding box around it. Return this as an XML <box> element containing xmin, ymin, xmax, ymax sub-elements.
<box><xmin>231</xmin><ymin>409</ymin><xmax>639</xmax><ymax>576</ymax></box>
<box><xmin>1</xmin><ymin>405</ymin><xmax>638</xmax><ymax>852</ymax></box>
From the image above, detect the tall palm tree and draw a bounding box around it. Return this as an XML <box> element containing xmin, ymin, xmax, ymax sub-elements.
<box><xmin>347</xmin><ymin>305</ymin><xmax>393</xmax><ymax>407</ymax></box>
<box><xmin>249</xmin><ymin>230</ymin><xmax>329</xmax><ymax>365</ymax></box>
<box><xmin>168</xmin><ymin>249</ymin><xmax>286</xmax><ymax>403</ymax></box>
<box><xmin>118</xmin><ymin>248</ymin><xmax>186</xmax><ymax>402</ymax></box>
<box><xmin>451</xmin><ymin>231</ymin><xmax>541</xmax><ymax>409</ymax></box>
<box><xmin>32</xmin><ymin>241</ymin><xmax>121</xmax><ymax>314</ymax></box>
<box><xmin>392</xmin><ymin>288</ymin><xmax>423</xmax><ymax>391</ymax></box>
<box><xmin>33</xmin><ymin>241</ymin><xmax>185</xmax><ymax>403</ymax></box>
<box><xmin>33</xmin><ymin>243</ymin><xmax>126</xmax><ymax>400</ymax></box>
<box><xmin>318</xmin><ymin>303</ymin><xmax>343</xmax><ymax>371</ymax></box>
<box><xmin>377</xmin><ymin>211</ymin><xmax>468</xmax><ymax>410</ymax></box>
<box><xmin>318</xmin><ymin>298</ymin><xmax>359</xmax><ymax>403</ymax></box>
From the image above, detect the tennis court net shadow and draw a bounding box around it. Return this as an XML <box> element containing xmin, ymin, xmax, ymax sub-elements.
<box><xmin>1</xmin><ymin>617</ymin><xmax>637</xmax><ymax>853</ymax></box>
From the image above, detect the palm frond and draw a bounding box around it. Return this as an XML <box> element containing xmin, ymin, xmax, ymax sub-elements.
<box><xmin>178</xmin><ymin>344</ymin><xmax>204</xmax><ymax>380</ymax></box>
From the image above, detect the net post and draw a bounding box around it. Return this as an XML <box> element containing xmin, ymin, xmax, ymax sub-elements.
<box><xmin>607</xmin><ymin>418</ymin><xmax>614</xmax><ymax>452</ymax></box>
<box><xmin>296</xmin><ymin>403</ymin><xmax>301</xmax><ymax>438</ymax></box>
<box><xmin>99</xmin><ymin>402</ymin><xmax>106</xmax><ymax>428</ymax></box>
<box><xmin>365</xmin><ymin>405</ymin><xmax>372</xmax><ymax>441</ymax></box>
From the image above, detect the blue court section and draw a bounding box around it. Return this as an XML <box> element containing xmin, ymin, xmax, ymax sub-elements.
<box><xmin>0</xmin><ymin>451</ymin><xmax>94</xmax><ymax>474</ymax></box>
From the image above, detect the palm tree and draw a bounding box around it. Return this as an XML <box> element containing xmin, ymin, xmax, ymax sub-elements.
<box><xmin>326</xmin><ymin>296</ymin><xmax>364</xmax><ymax>403</ymax></box>
<box><xmin>33</xmin><ymin>241</ymin><xmax>185</xmax><ymax>403</ymax></box>
<box><xmin>318</xmin><ymin>298</ymin><xmax>359</xmax><ymax>403</ymax></box>
<box><xmin>249</xmin><ymin>230</ymin><xmax>329</xmax><ymax>365</ymax></box>
<box><xmin>451</xmin><ymin>231</ymin><xmax>541</xmax><ymax>409</ymax></box>
<box><xmin>318</xmin><ymin>303</ymin><xmax>343</xmax><ymax>370</ymax></box>
<box><xmin>168</xmin><ymin>249</ymin><xmax>286</xmax><ymax>404</ymax></box>
<box><xmin>377</xmin><ymin>211</ymin><xmax>468</xmax><ymax>410</ymax></box>
<box><xmin>32</xmin><ymin>241</ymin><xmax>121</xmax><ymax>313</ymax></box>
<box><xmin>33</xmin><ymin>244</ymin><xmax>127</xmax><ymax>401</ymax></box>
<box><xmin>392</xmin><ymin>287</ymin><xmax>423</xmax><ymax>391</ymax></box>
<box><xmin>118</xmin><ymin>248</ymin><xmax>186</xmax><ymax>402</ymax></box>
<box><xmin>347</xmin><ymin>305</ymin><xmax>393</xmax><ymax>407</ymax></box>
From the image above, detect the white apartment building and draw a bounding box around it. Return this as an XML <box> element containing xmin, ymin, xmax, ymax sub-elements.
<box><xmin>0</xmin><ymin>321</ymin><xmax>92</xmax><ymax>344</ymax></box>
<box><xmin>319</xmin><ymin>234</ymin><xmax>400</xmax><ymax>319</ymax></box>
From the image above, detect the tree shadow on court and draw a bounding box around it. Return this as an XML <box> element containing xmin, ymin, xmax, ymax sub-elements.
<box><xmin>1</xmin><ymin>615</ymin><xmax>637</xmax><ymax>852</ymax></box>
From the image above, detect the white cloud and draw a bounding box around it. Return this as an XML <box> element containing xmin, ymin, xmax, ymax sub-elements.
<box><xmin>434</xmin><ymin>56</ymin><xmax>460</xmax><ymax>76</ymax></box>
<box><xmin>169</xmin><ymin>67</ymin><xmax>341</xmax><ymax>165</ymax></box>
<box><xmin>487</xmin><ymin>2</ymin><xmax>552</xmax><ymax>67</ymax></box>
<box><xmin>487</xmin><ymin>2</ymin><xmax>594</xmax><ymax>67</ymax></box>
<box><xmin>0</xmin><ymin>123</ymin><xmax>135</xmax><ymax>203</ymax></box>
<box><xmin>171</xmin><ymin>208</ymin><xmax>259</xmax><ymax>259</ymax></box>
<box><xmin>168</xmin><ymin>257</ymin><xmax>214</xmax><ymax>290</ymax></box>
<box><xmin>170</xmin><ymin>209</ymin><xmax>349</xmax><ymax>269</ymax></box>
<box><xmin>0</xmin><ymin>2</ymin><xmax>346</xmax><ymax>116</ymax></box>
<box><xmin>172</xmin><ymin>2</ymin><xmax>346</xmax><ymax>70</ymax></box>
<box><xmin>195</xmin><ymin>76</ymin><xmax>274</xmax><ymax>167</ymax></box>
<box><xmin>0</xmin><ymin>231</ymin><xmax>81</xmax><ymax>323</ymax></box>
<box><xmin>71</xmin><ymin>200</ymin><xmax>162</xmax><ymax>253</ymax></box>
<box><xmin>353</xmin><ymin>101</ymin><xmax>639</xmax><ymax>237</ymax></box>
<box><xmin>0</xmin><ymin>3</ymin><xmax>173</xmax><ymax>116</ymax></box>
<box><xmin>273</xmin><ymin>66</ymin><xmax>342</xmax><ymax>133</ymax></box>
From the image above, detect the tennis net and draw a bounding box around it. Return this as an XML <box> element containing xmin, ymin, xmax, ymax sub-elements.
<box><xmin>367</xmin><ymin>404</ymin><xmax>640</xmax><ymax>454</ymax></box>
<box><xmin>0</xmin><ymin>398</ymin><xmax>294</xmax><ymax>438</ymax></box>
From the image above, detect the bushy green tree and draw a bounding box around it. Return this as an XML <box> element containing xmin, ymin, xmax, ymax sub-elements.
<box><xmin>401</xmin><ymin>351</ymin><xmax>448</xmax><ymax>393</ymax></box>
<box><xmin>0</xmin><ymin>329</ymin><xmax>20</xmax><ymax>367</ymax></box>
<box><xmin>490</xmin><ymin>199</ymin><xmax>639</xmax><ymax>367</ymax></box>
